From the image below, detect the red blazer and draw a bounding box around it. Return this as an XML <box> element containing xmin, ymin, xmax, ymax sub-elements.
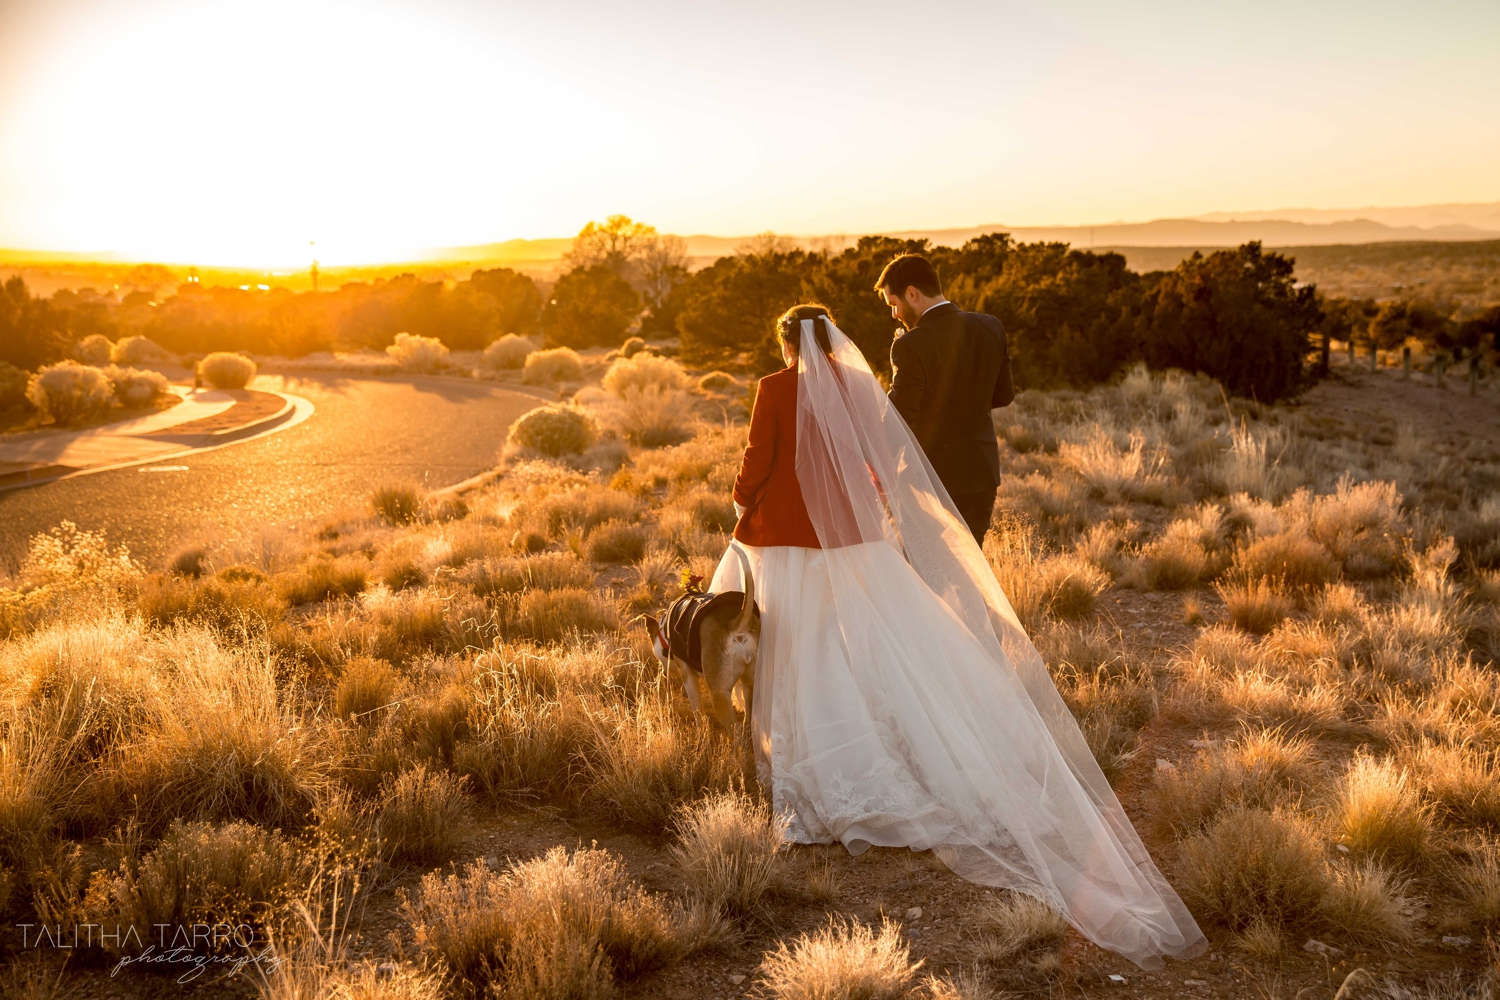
<box><xmin>733</xmin><ymin>367</ymin><xmax>821</xmax><ymax>548</ymax></box>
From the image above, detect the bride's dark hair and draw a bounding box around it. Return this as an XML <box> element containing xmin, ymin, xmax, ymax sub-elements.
<box><xmin>777</xmin><ymin>303</ymin><xmax>835</xmax><ymax>357</ymax></box>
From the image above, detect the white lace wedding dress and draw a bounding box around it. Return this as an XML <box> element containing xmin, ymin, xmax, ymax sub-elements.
<box><xmin>709</xmin><ymin>318</ymin><xmax>1205</xmax><ymax>970</ymax></box>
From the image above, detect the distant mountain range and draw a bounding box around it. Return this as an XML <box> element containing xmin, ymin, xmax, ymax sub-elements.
<box><xmin>423</xmin><ymin>202</ymin><xmax>1500</xmax><ymax>270</ymax></box>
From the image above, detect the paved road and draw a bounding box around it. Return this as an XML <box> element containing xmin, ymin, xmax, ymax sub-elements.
<box><xmin>0</xmin><ymin>372</ymin><xmax>554</xmax><ymax>569</ymax></box>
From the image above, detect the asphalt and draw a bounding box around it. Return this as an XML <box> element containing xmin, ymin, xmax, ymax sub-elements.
<box><xmin>0</xmin><ymin>372</ymin><xmax>556</xmax><ymax>569</ymax></box>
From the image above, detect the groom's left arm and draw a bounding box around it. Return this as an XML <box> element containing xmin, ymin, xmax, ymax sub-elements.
<box><xmin>888</xmin><ymin>334</ymin><xmax>927</xmax><ymax>429</ymax></box>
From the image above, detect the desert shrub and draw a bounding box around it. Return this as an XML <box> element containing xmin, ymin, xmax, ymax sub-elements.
<box><xmin>972</xmin><ymin>892</ymin><xmax>1069</xmax><ymax>964</ymax></box>
<box><xmin>75</xmin><ymin>333</ymin><xmax>114</xmax><ymax>365</ymax></box>
<box><xmin>583</xmin><ymin>686</ymin><xmax>753</xmax><ymax>833</ymax></box>
<box><xmin>1232</xmin><ymin>530</ymin><xmax>1339</xmax><ymax>590</ymax></box>
<box><xmin>481</xmin><ymin>333</ymin><xmax>535</xmax><ymax>370</ymax></box>
<box><xmin>697</xmin><ymin>371</ymin><xmax>736</xmax><ymax>392</ymax></box>
<box><xmin>103</xmin><ymin>364</ymin><xmax>169</xmax><ymax>405</ymax></box>
<box><xmin>335</xmin><ymin>657</ymin><xmax>401</xmax><ymax>720</ymax></box>
<box><xmin>377</xmin><ymin>545</ymin><xmax>428</xmax><ymax>591</ymax></box>
<box><xmin>586</xmin><ymin>519</ymin><xmax>648</xmax><ymax>563</ymax></box>
<box><xmin>521</xmin><ymin>346</ymin><xmax>584</xmax><ymax>385</ymax></box>
<box><xmin>620</xmin><ymin>335</ymin><xmax>647</xmax><ymax>357</ymax></box>
<box><xmin>757</xmin><ymin>917</ymin><xmax>919</xmax><ymax>1000</ymax></box>
<box><xmin>1214</xmin><ymin>422</ymin><xmax>1294</xmax><ymax>500</ymax></box>
<box><xmin>84</xmin><ymin>819</ymin><xmax>309</xmax><ymax>958</ymax></box>
<box><xmin>672</xmin><ymin>791</ymin><xmax>787</xmax><ymax>921</ymax></box>
<box><xmin>1306</xmin><ymin>478</ymin><xmax>1408</xmax><ymax>577</ymax></box>
<box><xmin>0</xmin><ymin>360</ymin><xmax>30</xmax><ymax>411</ymax></box>
<box><xmin>275</xmin><ymin>555</ymin><xmax>369</xmax><ymax>606</ymax></box>
<box><xmin>1215</xmin><ymin>575</ymin><xmax>1293</xmax><ymax>634</ymax></box>
<box><xmin>1317</xmin><ymin>860</ymin><xmax>1414</xmax><ymax>945</ymax></box>
<box><xmin>1057</xmin><ymin>427</ymin><xmax>1169</xmax><ymax>504</ymax></box>
<box><xmin>137</xmin><ymin>574</ymin><xmax>285</xmax><ymax>632</ymax></box>
<box><xmin>1149</xmin><ymin>728</ymin><xmax>1317</xmax><ymax>837</ymax></box>
<box><xmin>376</xmin><ymin>765</ymin><xmax>469</xmax><ymax>865</ymax></box>
<box><xmin>1137</xmin><ymin>517</ymin><xmax>1217</xmax><ymax>590</ymax></box>
<box><xmin>1404</xmin><ymin>742</ymin><xmax>1500</xmax><ymax>829</ymax></box>
<box><xmin>500</xmin><ymin>587</ymin><xmax>619</xmax><ymax>644</ymax></box>
<box><xmin>507</xmin><ymin>404</ymin><xmax>598</xmax><ymax>457</ymax></box>
<box><xmin>629</xmin><ymin>425</ymin><xmax>745</xmax><ymax>492</ymax></box>
<box><xmin>103</xmin><ymin>629</ymin><xmax>332</xmax><ymax>829</ymax></box>
<box><xmin>1336</xmin><ymin>755</ymin><xmax>1433</xmax><ymax>863</ymax></box>
<box><xmin>459</xmin><ymin>553</ymin><xmax>594</xmax><ymax>597</ymax></box>
<box><xmin>984</xmin><ymin>519</ymin><xmax>1109</xmax><ymax>628</ymax></box>
<box><xmin>385</xmin><ymin>332</ymin><xmax>449</xmax><ymax>372</ymax></box>
<box><xmin>1051</xmin><ymin>657</ymin><xmax>1158</xmax><ymax>783</ymax></box>
<box><xmin>169</xmin><ymin>545</ymin><xmax>208</xmax><ymax>577</ymax></box>
<box><xmin>585</xmin><ymin>383</ymin><xmax>697</xmax><ymax>447</ymax></box>
<box><xmin>199</xmin><ymin>351</ymin><xmax>257</xmax><ymax>389</ymax></box>
<box><xmin>25</xmin><ymin>362</ymin><xmax>114</xmax><ymax>424</ymax></box>
<box><xmin>372</xmin><ymin>484</ymin><xmax>424</xmax><ymax>525</ymax></box>
<box><xmin>663</xmin><ymin>489</ymin><xmax>739</xmax><ymax>535</ymax></box>
<box><xmin>110</xmin><ymin>335</ymin><xmax>171</xmax><ymax>364</ymax></box>
<box><xmin>1174</xmin><ymin>805</ymin><xmax>1329</xmax><ymax>930</ymax></box>
<box><xmin>602</xmin><ymin>353</ymin><xmax>690</xmax><ymax>395</ymax></box>
<box><xmin>405</xmin><ymin>847</ymin><xmax>696</xmax><ymax>997</ymax></box>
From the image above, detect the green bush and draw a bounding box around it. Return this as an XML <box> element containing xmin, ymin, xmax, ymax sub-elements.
<box><xmin>542</xmin><ymin>265</ymin><xmax>641</xmax><ymax>349</ymax></box>
<box><xmin>104</xmin><ymin>364</ymin><xmax>170</xmax><ymax>405</ymax></box>
<box><xmin>75</xmin><ymin>334</ymin><xmax>114</xmax><ymax>365</ymax></box>
<box><xmin>111</xmin><ymin>335</ymin><xmax>172</xmax><ymax>364</ymax></box>
<box><xmin>508</xmin><ymin>404</ymin><xmax>598</xmax><ymax>456</ymax></box>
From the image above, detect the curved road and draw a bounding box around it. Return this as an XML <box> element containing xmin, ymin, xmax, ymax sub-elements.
<box><xmin>0</xmin><ymin>372</ymin><xmax>555</xmax><ymax>568</ymax></box>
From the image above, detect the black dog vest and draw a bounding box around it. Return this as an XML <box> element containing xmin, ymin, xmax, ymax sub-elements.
<box><xmin>656</xmin><ymin>589</ymin><xmax>759</xmax><ymax>674</ymax></box>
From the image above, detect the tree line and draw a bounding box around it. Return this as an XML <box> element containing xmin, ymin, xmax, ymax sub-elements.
<box><xmin>4</xmin><ymin>215</ymin><xmax>1498</xmax><ymax>405</ymax></box>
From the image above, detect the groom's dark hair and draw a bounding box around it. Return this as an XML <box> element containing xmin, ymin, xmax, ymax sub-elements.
<box><xmin>875</xmin><ymin>254</ymin><xmax>942</xmax><ymax>298</ymax></box>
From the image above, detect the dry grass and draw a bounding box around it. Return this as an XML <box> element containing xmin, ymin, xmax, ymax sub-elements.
<box><xmin>372</xmin><ymin>484</ymin><xmax>423</xmax><ymax>525</ymax></box>
<box><xmin>757</xmin><ymin>917</ymin><xmax>920</xmax><ymax>1000</ymax></box>
<box><xmin>1335</xmin><ymin>755</ymin><xmax>1434</xmax><ymax>864</ymax></box>
<box><xmin>376</xmin><ymin>764</ymin><xmax>469</xmax><ymax>865</ymax></box>
<box><xmin>671</xmin><ymin>791</ymin><xmax>787</xmax><ymax>920</ymax></box>
<box><xmin>9</xmin><ymin>352</ymin><xmax>1500</xmax><ymax>996</ymax></box>
<box><xmin>1216</xmin><ymin>575</ymin><xmax>1295</xmax><ymax>634</ymax></box>
<box><xmin>405</xmin><ymin>846</ymin><xmax>710</xmax><ymax>998</ymax></box>
<box><xmin>1175</xmin><ymin>805</ymin><xmax>1330</xmax><ymax>931</ymax></box>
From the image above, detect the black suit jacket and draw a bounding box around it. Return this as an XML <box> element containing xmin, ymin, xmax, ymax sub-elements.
<box><xmin>888</xmin><ymin>302</ymin><xmax>1015</xmax><ymax>496</ymax></box>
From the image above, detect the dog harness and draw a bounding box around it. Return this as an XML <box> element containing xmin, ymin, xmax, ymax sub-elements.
<box><xmin>655</xmin><ymin>587</ymin><xmax>760</xmax><ymax>674</ymax></box>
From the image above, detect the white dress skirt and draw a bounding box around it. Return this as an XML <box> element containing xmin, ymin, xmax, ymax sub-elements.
<box><xmin>709</xmin><ymin>539</ymin><xmax>1205</xmax><ymax>970</ymax></box>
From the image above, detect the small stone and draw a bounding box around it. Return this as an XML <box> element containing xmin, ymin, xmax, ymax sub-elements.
<box><xmin>905</xmin><ymin>906</ymin><xmax>923</xmax><ymax>921</ymax></box>
<box><xmin>1156</xmin><ymin>758</ymin><xmax>1176</xmax><ymax>771</ymax></box>
<box><xmin>1185</xmin><ymin>980</ymin><xmax>1209</xmax><ymax>987</ymax></box>
<box><xmin>1441</xmin><ymin>935</ymin><xmax>1473</xmax><ymax>949</ymax></box>
<box><xmin>377</xmin><ymin>963</ymin><xmax>399</xmax><ymax>977</ymax></box>
<box><xmin>1188</xmin><ymin>739</ymin><xmax>1220</xmax><ymax>749</ymax></box>
<box><xmin>729</xmin><ymin>974</ymin><xmax>746</xmax><ymax>985</ymax></box>
<box><xmin>908</xmin><ymin>928</ymin><xmax>921</xmax><ymax>937</ymax></box>
<box><xmin>1335</xmin><ymin>844</ymin><xmax>1350</xmax><ymax>854</ymax></box>
<box><xmin>1303</xmin><ymin>938</ymin><xmax>1343</xmax><ymax>956</ymax></box>
<box><xmin>484</xmin><ymin>855</ymin><xmax>499</xmax><ymax>868</ymax></box>
<box><xmin>1108</xmin><ymin>973</ymin><xmax>1127</xmax><ymax>982</ymax></box>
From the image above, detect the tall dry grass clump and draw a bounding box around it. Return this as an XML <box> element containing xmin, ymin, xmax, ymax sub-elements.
<box><xmin>372</xmin><ymin>484</ymin><xmax>424</xmax><ymax>525</ymax></box>
<box><xmin>1335</xmin><ymin>755</ymin><xmax>1433</xmax><ymax>864</ymax></box>
<box><xmin>757</xmin><ymin>917</ymin><xmax>920</xmax><ymax>1000</ymax></box>
<box><xmin>984</xmin><ymin>519</ymin><xmax>1108</xmax><ymax>629</ymax></box>
<box><xmin>671</xmin><ymin>791</ymin><xmax>787</xmax><ymax>920</ymax></box>
<box><xmin>376</xmin><ymin>764</ymin><xmax>469</xmax><ymax>865</ymax></box>
<box><xmin>199</xmin><ymin>351</ymin><xmax>258</xmax><ymax>389</ymax></box>
<box><xmin>1174</xmin><ymin>805</ymin><xmax>1329</xmax><ymax>931</ymax></box>
<box><xmin>405</xmin><ymin>846</ymin><xmax>705</xmax><ymax>998</ymax></box>
<box><xmin>971</xmin><ymin>892</ymin><xmax>1069</xmax><ymax>965</ymax></box>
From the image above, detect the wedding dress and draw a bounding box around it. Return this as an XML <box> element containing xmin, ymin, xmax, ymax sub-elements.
<box><xmin>709</xmin><ymin>318</ymin><xmax>1205</xmax><ymax>969</ymax></box>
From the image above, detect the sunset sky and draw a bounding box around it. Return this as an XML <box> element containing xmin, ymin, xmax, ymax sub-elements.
<box><xmin>0</xmin><ymin>0</ymin><xmax>1496</xmax><ymax>266</ymax></box>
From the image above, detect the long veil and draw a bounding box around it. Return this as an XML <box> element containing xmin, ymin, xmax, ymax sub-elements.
<box><xmin>788</xmin><ymin>317</ymin><xmax>1205</xmax><ymax>968</ymax></box>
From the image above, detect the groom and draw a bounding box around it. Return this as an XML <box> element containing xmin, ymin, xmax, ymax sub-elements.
<box><xmin>877</xmin><ymin>254</ymin><xmax>1015</xmax><ymax>540</ymax></box>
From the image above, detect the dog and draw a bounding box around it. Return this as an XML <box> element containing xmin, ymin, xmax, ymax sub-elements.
<box><xmin>644</xmin><ymin>545</ymin><xmax>759</xmax><ymax>730</ymax></box>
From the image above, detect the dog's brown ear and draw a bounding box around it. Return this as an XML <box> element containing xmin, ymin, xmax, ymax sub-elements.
<box><xmin>643</xmin><ymin>614</ymin><xmax>659</xmax><ymax>636</ymax></box>
<box><xmin>731</xmin><ymin>545</ymin><xmax>756</xmax><ymax>633</ymax></box>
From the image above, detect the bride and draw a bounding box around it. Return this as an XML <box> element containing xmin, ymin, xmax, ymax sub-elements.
<box><xmin>710</xmin><ymin>304</ymin><xmax>1205</xmax><ymax>969</ymax></box>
